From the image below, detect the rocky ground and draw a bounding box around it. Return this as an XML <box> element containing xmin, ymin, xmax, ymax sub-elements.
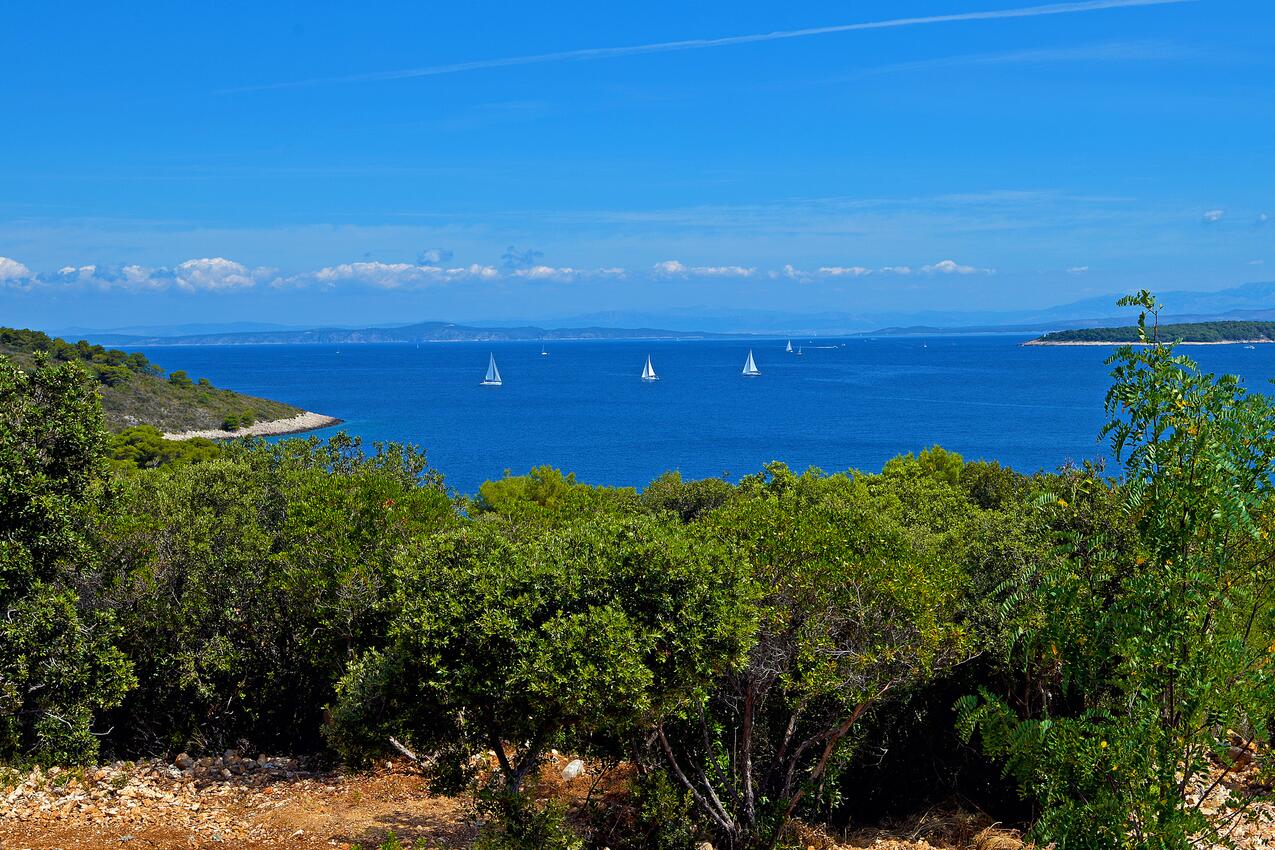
<box><xmin>2</xmin><ymin>747</ymin><xmax>1272</xmax><ymax>850</ymax></box>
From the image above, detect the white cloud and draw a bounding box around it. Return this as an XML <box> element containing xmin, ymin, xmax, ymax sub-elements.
<box><xmin>174</xmin><ymin>257</ymin><xmax>265</xmax><ymax>291</ymax></box>
<box><xmin>38</xmin><ymin>258</ymin><xmax>273</xmax><ymax>292</ymax></box>
<box><xmin>921</xmin><ymin>259</ymin><xmax>992</xmax><ymax>275</ymax></box>
<box><xmin>817</xmin><ymin>266</ymin><xmax>873</xmax><ymax>277</ymax></box>
<box><xmin>513</xmin><ymin>265</ymin><xmax>580</xmax><ymax>280</ymax></box>
<box><xmin>119</xmin><ymin>265</ymin><xmax>166</xmax><ymax>290</ymax></box>
<box><xmin>1257</xmin><ymin>212</ymin><xmax>1270</xmax><ymax>225</ymax></box>
<box><xmin>6</xmin><ymin>253</ymin><xmax>1004</xmax><ymax>294</ymax></box>
<box><xmin>1068</xmin><ymin>265</ymin><xmax>1090</xmax><ymax>274</ymax></box>
<box><xmin>0</xmin><ymin>256</ymin><xmax>33</xmax><ymax>284</ymax></box>
<box><xmin>653</xmin><ymin>260</ymin><xmax>755</xmax><ymax>278</ymax></box>
<box><xmin>1250</xmin><ymin>259</ymin><xmax>1265</xmax><ymax>266</ymax></box>
<box><xmin>300</xmin><ymin>261</ymin><xmax>500</xmax><ymax>290</ymax></box>
<box><xmin>1203</xmin><ymin>209</ymin><xmax>1225</xmax><ymax>222</ymax></box>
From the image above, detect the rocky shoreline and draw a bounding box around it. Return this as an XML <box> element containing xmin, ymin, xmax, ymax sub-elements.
<box><xmin>163</xmin><ymin>411</ymin><xmax>343</xmax><ymax>441</ymax></box>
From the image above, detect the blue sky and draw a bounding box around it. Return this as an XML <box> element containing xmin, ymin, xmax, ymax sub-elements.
<box><xmin>2</xmin><ymin>0</ymin><xmax>1272</xmax><ymax>329</ymax></box>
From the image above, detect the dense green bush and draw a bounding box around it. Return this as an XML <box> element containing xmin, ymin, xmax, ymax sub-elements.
<box><xmin>108</xmin><ymin>425</ymin><xmax>223</xmax><ymax>470</ymax></box>
<box><xmin>220</xmin><ymin>410</ymin><xmax>256</xmax><ymax>431</ymax></box>
<box><xmin>640</xmin><ymin>470</ymin><xmax>735</xmax><ymax>522</ymax></box>
<box><xmin>95</xmin><ymin>434</ymin><xmax>456</xmax><ymax>753</ymax></box>
<box><xmin>0</xmin><ymin>356</ymin><xmax>133</xmax><ymax>763</ymax></box>
<box><xmin>958</xmin><ymin>293</ymin><xmax>1275</xmax><ymax>849</ymax></box>
<box><xmin>650</xmin><ymin>462</ymin><xmax>974</xmax><ymax>848</ymax></box>
<box><xmin>330</xmin><ymin>512</ymin><xmax>755</xmax><ymax>839</ymax></box>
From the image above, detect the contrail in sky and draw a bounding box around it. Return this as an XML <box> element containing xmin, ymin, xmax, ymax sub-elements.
<box><xmin>223</xmin><ymin>0</ymin><xmax>1195</xmax><ymax>93</ymax></box>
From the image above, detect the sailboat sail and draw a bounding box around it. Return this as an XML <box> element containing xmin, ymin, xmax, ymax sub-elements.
<box><xmin>481</xmin><ymin>353</ymin><xmax>502</xmax><ymax>386</ymax></box>
<box><xmin>742</xmin><ymin>349</ymin><xmax>760</xmax><ymax>377</ymax></box>
<box><xmin>540</xmin><ymin>342</ymin><xmax>548</xmax><ymax>356</ymax></box>
<box><xmin>786</xmin><ymin>340</ymin><xmax>793</xmax><ymax>353</ymax></box>
<box><xmin>641</xmin><ymin>355</ymin><xmax>659</xmax><ymax>381</ymax></box>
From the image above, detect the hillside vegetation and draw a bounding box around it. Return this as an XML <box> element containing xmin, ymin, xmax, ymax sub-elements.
<box><xmin>4</xmin><ymin>292</ymin><xmax>1275</xmax><ymax>850</ymax></box>
<box><xmin>0</xmin><ymin>327</ymin><xmax>301</xmax><ymax>432</ymax></box>
<box><xmin>1033</xmin><ymin>319</ymin><xmax>1275</xmax><ymax>343</ymax></box>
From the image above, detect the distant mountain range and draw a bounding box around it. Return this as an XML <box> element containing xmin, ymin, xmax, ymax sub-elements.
<box><xmin>51</xmin><ymin>280</ymin><xmax>1275</xmax><ymax>344</ymax></box>
<box><xmin>71</xmin><ymin>321</ymin><xmax>737</xmax><ymax>347</ymax></box>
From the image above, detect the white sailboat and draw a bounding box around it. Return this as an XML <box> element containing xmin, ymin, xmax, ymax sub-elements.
<box><xmin>641</xmin><ymin>355</ymin><xmax>659</xmax><ymax>382</ymax></box>
<box><xmin>742</xmin><ymin>349</ymin><xmax>761</xmax><ymax>377</ymax></box>
<box><xmin>480</xmin><ymin>353</ymin><xmax>503</xmax><ymax>386</ymax></box>
<box><xmin>785</xmin><ymin>340</ymin><xmax>793</xmax><ymax>353</ymax></box>
<box><xmin>796</xmin><ymin>346</ymin><xmax>804</xmax><ymax>356</ymax></box>
<box><xmin>540</xmin><ymin>342</ymin><xmax>549</xmax><ymax>356</ymax></box>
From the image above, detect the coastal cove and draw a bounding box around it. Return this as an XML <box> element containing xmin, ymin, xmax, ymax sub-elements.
<box><xmin>131</xmin><ymin>335</ymin><xmax>1275</xmax><ymax>494</ymax></box>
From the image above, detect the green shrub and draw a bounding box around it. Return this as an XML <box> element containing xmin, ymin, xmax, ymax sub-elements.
<box><xmin>109</xmin><ymin>425</ymin><xmax>222</xmax><ymax>470</ymax></box>
<box><xmin>958</xmin><ymin>293</ymin><xmax>1275</xmax><ymax>849</ymax></box>
<box><xmin>167</xmin><ymin>370</ymin><xmax>192</xmax><ymax>387</ymax></box>
<box><xmin>626</xmin><ymin>771</ymin><xmax>698</xmax><ymax>850</ymax></box>
<box><xmin>220</xmin><ymin>411</ymin><xmax>256</xmax><ymax>431</ymax></box>
<box><xmin>473</xmin><ymin>790</ymin><xmax>582</xmax><ymax>850</ymax></box>
<box><xmin>640</xmin><ymin>471</ymin><xmax>734</xmax><ymax>522</ymax></box>
<box><xmin>472</xmin><ymin>465</ymin><xmax>641</xmax><ymax>527</ymax></box>
<box><xmin>655</xmin><ymin>462</ymin><xmax>972</xmax><ymax>848</ymax></box>
<box><xmin>96</xmin><ymin>434</ymin><xmax>454</xmax><ymax>753</ymax></box>
<box><xmin>0</xmin><ymin>355</ymin><xmax>134</xmax><ymax>763</ymax></box>
<box><xmin>330</xmin><ymin>513</ymin><xmax>754</xmax><ymax>807</ymax></box>
<box><xmin>94</xmin><ymin>364</ymin><xmax>132</xmax><ymax>387</ymax></box>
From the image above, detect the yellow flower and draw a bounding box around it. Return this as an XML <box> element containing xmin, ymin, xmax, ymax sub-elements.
<box><xmin>1100</xmin><ymin>741</ymin><xmax>1108</xmax><ymax>749</ymax></box>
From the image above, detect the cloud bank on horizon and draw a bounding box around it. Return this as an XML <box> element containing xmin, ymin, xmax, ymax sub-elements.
<box><xmin>0</xmin><ymin>255</ymin><xmax>999</xmax><ymax>294</ymax></box>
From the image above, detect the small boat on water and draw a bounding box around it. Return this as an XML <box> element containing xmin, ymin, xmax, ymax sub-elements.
<box><xmin>742</xmin><ymin>349</ymin><xmax>761</xmax><ymax>377</ymax></box>
<box><xmin>480</xmin><ymin>353</ymin><xmax>503</xmax><ymax>386</ymax></box>
<box><xmin>796</xmin><ymin>346</ymin><xmax>804</xmax><ymax>356</ymax></box>
<box><xmin>641</xmin><ymin>355</ymin><xmax>659</xmax><ymax>382</ymax></box>
<box><xmin>541</xmin><ymin>342</ymin><xmax>549</xmax><ymax>356</ymax></box>
<box><xmin>785</xmin><ymin>340</ymin><xmax>793</xmax><ymax>353</ymax></box>
<box><xmin>1245</xmin><ymin>345</ymin><xmax>1256</xmax><ymax>349</ymax></box>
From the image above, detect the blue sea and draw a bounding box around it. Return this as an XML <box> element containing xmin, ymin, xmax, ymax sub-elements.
<box><xmin>133</xmin><ymin>337</ymin><xmax>1275</xmax><ymax>495</ymax></box>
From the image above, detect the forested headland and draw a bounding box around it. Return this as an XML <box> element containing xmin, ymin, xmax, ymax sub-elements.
<box><xmin>4</xmin><ymin>293</ymin><xmax>1274</xmax><ymax>850</ymax></box>
<box><xmin>0</xmin><ymin>327</ymin><xmax>302</xmax><ymax>434</ymax></box>
<box><xmin>1029</xmin><ymin>319</ymin><xmax>1275</xmax><ymax>344</ymax></box>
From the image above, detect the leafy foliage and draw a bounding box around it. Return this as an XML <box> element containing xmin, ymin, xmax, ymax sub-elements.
<box><xmin>95</xmin><ymin>434</ymin><xmax>455</xmax><ymax>753</ymax></box>
<box><xmin>330</xmin><ymin>512</ymin><xmax>754</xmax><ymax>836</ymax></box>
<box><xmin>654</xmin><ymin>463</ymin><xmax>973</xmax><ymax>848</ymax></box>
<box><xmin>959</xmin><ymin>291</ymin><xmax>1275</xmax><ymax>849</ymax></box>
<box><xmin>108</xmin><ymin>425</ymin><xmax>224</xmax><ymax>470</ymax></box>
<box><xmin>0</xmin><ymin>355</ymin><xmax>133</xmax><ymax>762</ymax></box>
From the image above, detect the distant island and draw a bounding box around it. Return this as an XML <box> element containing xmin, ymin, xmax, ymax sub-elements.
<box><xmin>81</xmin><ymin>320</ymin><xmax>740</xmax><ymax>347</ymax></box>
<box><xmin>1026</xmin><ymin>320</ymin><xmax>1275</xmax><ymax>346</ymax></box>
<box><xmin>0</xmin><ymin>327</ymin><xmax>338</xmax><ymax>437</ymax></box>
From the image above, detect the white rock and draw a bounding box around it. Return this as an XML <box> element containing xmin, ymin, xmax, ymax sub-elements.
<box><xmin>561</xmin><ymin>759</ymin><xmax>585</xmax><ymax>780</ymax></box>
